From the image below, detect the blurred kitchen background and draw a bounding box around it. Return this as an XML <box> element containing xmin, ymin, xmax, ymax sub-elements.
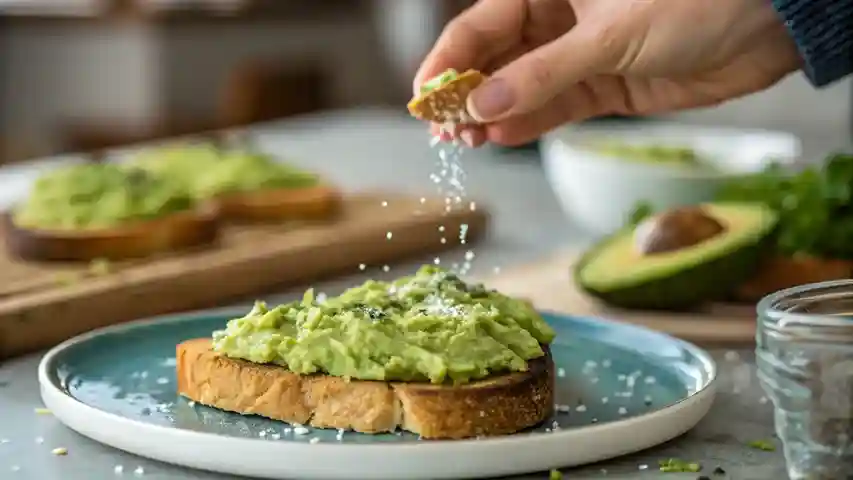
<box><xmin>0</xmin><ymin>0</ymin><xmax>850</xmax><ymax>164</ymax></box>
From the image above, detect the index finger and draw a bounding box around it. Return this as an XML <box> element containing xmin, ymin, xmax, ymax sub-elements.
<box><xmin>413</xmin><ymin>0</ymin><xmax>527</xmax><ymax>94</ymax></box>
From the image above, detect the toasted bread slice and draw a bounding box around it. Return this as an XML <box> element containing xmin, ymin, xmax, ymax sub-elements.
<box><xmin>408</xmin><ymin>70</ymin><xmax>487</xmax><ymax>124</ymax></box>
<box><xmin>176</xmin><ymin>338</ymin><xmax>554</xmax><ymax>439</ymax></box>
<box><xmin>3</xmin><ymin>207</ymin><xmax>219</xmax><ymax>262</ymax></box>
<box><xmin>214</xmin><ymin>184</ymin><xmax>342</xmax><ymax>223</ymax></box>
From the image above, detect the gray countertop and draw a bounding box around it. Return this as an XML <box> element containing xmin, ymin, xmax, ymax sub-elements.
<box><xmin>0</xmin><ymin>109</ymin><xmax>793</xmax><ymax>479</ymax></box>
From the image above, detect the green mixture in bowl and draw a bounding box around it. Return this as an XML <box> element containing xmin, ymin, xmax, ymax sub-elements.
<box><xmin>13</xmin><ymin>163</ymin><xmax>195</xmax><ymax>230</ymax></box>
<box><xmin>589</xmin><ymin>141</ymin><xmax>710</xmax><ymax>169</ymax></box>
<box><xmin>212</xmin><ymin>266</ymin><xmax>556</xmax><ymax>384</ymax></box>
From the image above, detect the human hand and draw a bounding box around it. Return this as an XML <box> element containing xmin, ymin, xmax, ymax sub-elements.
<box><xmin>414</xmin><ymin>0</ymin><xmax>802</xmax><ymax>147</ymax></box>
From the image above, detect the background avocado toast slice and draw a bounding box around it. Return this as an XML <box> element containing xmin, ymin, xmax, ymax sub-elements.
<box><xmin>131</xmin><ymin>143</ymin><xmax>341</xmax><ymax>223</ymax></box>
<box><xmin>4</xmin><ymin>163</ymin><xmax>219</xmax><ymax>261</ymax></box>
<box><xmin>176</xmin><ymin>267</ymin><xmax>556</xmax><ymax>439</ymax></box>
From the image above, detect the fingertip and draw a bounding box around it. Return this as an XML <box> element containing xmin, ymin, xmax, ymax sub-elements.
<box><xmin>460</xmin><ymin>127</ymin><xmax>486</xmax><ymax>148</ymax></box>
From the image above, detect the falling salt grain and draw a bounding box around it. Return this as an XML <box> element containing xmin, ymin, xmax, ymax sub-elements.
<box><xmin>555</xmin><ymin>404</ymin><xmax>571</xmax><ymax>413</ymax></box>
<box><xmin>386</xmin><ymin>232</ymin><xmax>393</xmax><ymax>240</ymax></box>
<box><xmin>293</xmin><ymin>426</ymin><xmax>310</xmax><ymax>436</ymax></box>
<box><xmin>381</xmin><ymin>201</ymin><xmax>388</xmax><ymax>207</ymax></box>
<box><xmin>639</xmin><ymin>464</ymin><xmax>648</xmax><ymax>470</ymax></box>
<box><xmin>114</xmin><ymin>465</ymin><xmax>124</xmax><ymax>475</ymax></box>
<box><xmin>309</xmin><ymin>437</ymin><xmax>320</xmax><ymax>444</ymax></box>
<box><xmin>618</xmin><ymin>407</ymin><xmax>628</xmax><ymax>415</ymax></box>
<box><xmin>434</xmin><ymin>257</ymin><xmax>441</xmax><ymax>265</ymax></box>
<box><xmin>271</xmin><ymin>433</ymin><xmax>281</xmax><ymax>440</ymax></box>
<box><xmin>156</xmin><ymin>377</ymin><xmax>168</xmax><ymax>385</ymax></box>
<box><xmin>601</xmin><ymin>397</ymin><xmax>609</xmax><ymax>404</ymax></box>
<box><xmin>358</xmin><ymin>263</ymin><xmax>366</xmax><ymax>271</ymax></box>
<box><xmin>557</xmin><ymin>368</ymin><xmax>566</xmax><ymax>378</ymax></box>
<box><xmin>464</xmin><ymin>250</ymin><xmax>475</xmax><ymax>261</ymax></box>
<box><xmin>187</xmin><ymin>401</ymin><xmax>196</xmax><ymax>407</ymax></box>
<box><xmin>438</xmin><ymin>225</ymin><xmax>445</xmax><ymax>232</ymax></box>
<box><xmin>759</xmin><ymin>396</ymin><xmax>769</xmax><ymax>404</ymax></box>
<box><xmin>35</xmin><ymin>437</ymin><xmax>44</xmax><ymax>444</ymax></box>
<box><xmin>602</xmin><ymin>359</ymin><xmax>612</xmax><ymax>368</ymax></box>
<box><xmin>724</xmin><ymin>351</ymin><xmax>740</xmax><ymax>362</ymax></box>
<box><xmin>258</xmin><ymin>431</ymin><xmax>267</xmax><ymax>437</ymax></box>
<box><xmin>644</xmin><ymin>376</ymin><xmax>657</xmax><ymax>385</ymax></box>
<box><xmin>133</xmin><ymin>466</ymin><xmax>144</xmax><ymax>476</ymax></box>
<box><xmin>440</xmin><ymin>238</ymin><xmax>447</xmax><ymax>244</ymax></box>
<box><xmin>420</xmin><ymin>197</ymin><xmax>427</xmax><ymax>204</ymax></box>
<box><xmin>382</xmin><ymin>265</ymin><xmax>391</xmax><ymax>272</ymax></box>
<box><xmin>11</xmin><ymin>465</ymin><xmax>20</xmax><ymax>472</ymax></box>
<box><xmin>575</xmin><ymin>405</ymin><xmax>587</xmax><ymax>412</ymax></box>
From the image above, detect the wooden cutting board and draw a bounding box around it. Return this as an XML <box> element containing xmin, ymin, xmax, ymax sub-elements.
<box><xmin>0</xmin><ymin>193</ymin><xmax>488</xmax><ymax>359</ymax></box>
<box><xmin>479</xmin><ymin>248</ymin><xmax>757</xmax><ymax>346</ymax></box>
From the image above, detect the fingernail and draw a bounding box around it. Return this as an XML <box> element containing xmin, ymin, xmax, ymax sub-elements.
<box><xmin>467</xmin><ymin>78</ymin><xmax>514</xmax><ymax>122</ymax></box>
<box><xmin>460</xmin><ymin>129</ymin><xmax>475</xmax><ymax>148</ymax></box>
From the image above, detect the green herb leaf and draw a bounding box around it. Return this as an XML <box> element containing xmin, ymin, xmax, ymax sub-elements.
<box><xmin>627</xmin><ymin>200</ymin><xmax>655</xmax><ymax>226</ymax></box>
<box><xmin>658</xmin><ymin>458</ymin><xmax>702</xmax><ymax>472</ymax></box>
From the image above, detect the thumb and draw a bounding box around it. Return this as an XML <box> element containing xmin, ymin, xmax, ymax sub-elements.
<box><xmin>467</xmin><ymin>25</ymin><xmax>623</xmax><ymax>123</ymax></box>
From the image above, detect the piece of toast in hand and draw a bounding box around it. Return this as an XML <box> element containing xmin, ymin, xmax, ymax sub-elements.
<box><xmin>176</xmin><ymin>338</ymin><xmax>554</xmax><ymax>439</ymax></box>
<box><xmin>214</xmin><ymin>184</ymin><xmax>342</xmax><ymax>223</ymax></box>
<box><xmin>407</xmin><ymin>69</ymin><xmax>487</xmax><ymax>124</ymax></box>
<box><xmin>3</xmin><ymin>207</ymin><xmax>219</xmax><ymax>262</ymax></box>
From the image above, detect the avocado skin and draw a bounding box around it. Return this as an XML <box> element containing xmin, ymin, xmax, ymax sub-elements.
<box><xmin>574</xmin><ymin>226</ymin><xmax>775</xmax><ymax>311</ymax></box>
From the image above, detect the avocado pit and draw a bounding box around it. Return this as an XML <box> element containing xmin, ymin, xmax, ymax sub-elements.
<box><xmin>634</xmin><ymin>206</ymin><xmax>725</xmax><ymax>255</ymax></box>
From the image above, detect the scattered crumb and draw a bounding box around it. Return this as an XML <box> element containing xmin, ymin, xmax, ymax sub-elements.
<box><xmin>293</xmin><ymin>426</ymin><xmax>310</xmax><ymax>436</ymax></box>
<box><xmin>187</xmin><ymin>401</ymin><xmax>196</xmax><ymax>408</ymax></box>
<box><xmin>89</xmin><ymin>258</ymin><xmax>111</xmax><ymax>276</ymax></box>
<box><xmin>34</xmin><ymin>408</ymin><xmax>52</xmax><ymax>415</ymax></box>
<box><xmin>51</xmin><ymin>447</ymin><xmax>68</xmax><ymax>456</ymax></box>
<box><xmin>659</xmin><ymin>458</ymin><xmax>701</xmax><ymax>473</ymax></box>
<box><xmin>747</xmin><ymin>439</ymin><xmax>776</xmax><ymax>451</ymax></box>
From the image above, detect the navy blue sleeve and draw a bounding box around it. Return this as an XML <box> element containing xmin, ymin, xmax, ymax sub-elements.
<box><xmin>772</xmin><ymin>0</ymin><xmax>853</xmax><ymax>87</ymax></box>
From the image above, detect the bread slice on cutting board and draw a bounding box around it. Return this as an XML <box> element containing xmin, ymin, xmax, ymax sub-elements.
<box><xmin>176</xmin><ymin>338</ymin><xmax>554</xmax><ymax>439</ymax></box>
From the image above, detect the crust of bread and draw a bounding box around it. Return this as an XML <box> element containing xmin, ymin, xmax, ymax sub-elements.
<box><xmin>176</xmin><ymin>338</ymin><xmax>554</xmax><ymax>439</ymax></box>
<box><xmin>408</xmin><ymin>70</ymin><xmax>487</xmax><ymax>124</ymax></box>
<box><xmin>214</xmin><ymin>184</ymin><xmax>342</xmax><ymax>223</ymax></box>
<box><xmin>735</xmin><ymin>255</ymin><xmax>853</xmax><ymax>303</ymax></box>
<box><xmin>2</xmin><ymin>206</ymin><xmax>219</xmax><ymax>261</ymax></box>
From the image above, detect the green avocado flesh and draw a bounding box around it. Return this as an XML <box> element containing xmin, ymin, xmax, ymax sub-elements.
<box><xmin>131</xmin><ymin>144</ymin><xmax>319</xmax><ymax>200</ymax></box>
<box><xmin>419</xmin><ymin>68</ymin><xmax>459</xmax><ymax>94</ymax></box>
<box><xmin>212</xmin><ymin>266</ymin><xmax>556</xmax><ymax>384</ymax></box>
<box><xmin>575</xmin><ymin>203</ymin><xmax>778</xmax><ymax>309</ymax></box>
<box><xmin>13</xmin><ymin>163</ymin><xmax>194</xmax><ymax>230</ymax></box>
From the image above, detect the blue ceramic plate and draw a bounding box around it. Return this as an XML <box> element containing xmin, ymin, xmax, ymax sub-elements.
<box><xmin>39</xmin><ymin>308</ymin><xmax>717</xmax><ymax>480</ymax></box>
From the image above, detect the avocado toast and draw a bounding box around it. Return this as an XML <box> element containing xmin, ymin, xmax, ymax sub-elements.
<box><xmin>176</xmin><ymin>266</ymin><xmax>556</xmax><ymax>439</ymax></box>
<box><xmin>4</xmin><ymin>162</ymin><xmax>218</xmax><ymax>261</ymax></box>
<box><xmin>131</xmin><ymin>144</ymin><xmax>340</xmax><ymax>223</ymax></box>
<box><xmin>408</xmin><ymin>69</ymin><xmax>487</xmax><ymax>124</ymax></box>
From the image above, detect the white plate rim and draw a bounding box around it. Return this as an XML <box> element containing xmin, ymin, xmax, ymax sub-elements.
<box><xmin>38</xmin><ymin>306</ymin><xmax>718</xmax><ymax>480</ymax></box>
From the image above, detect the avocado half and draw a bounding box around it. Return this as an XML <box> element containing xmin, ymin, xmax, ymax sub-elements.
<box><xmin>574</xmin><ymin>203</ymin><xmax>778</xmax><ymax>310</ymax></box>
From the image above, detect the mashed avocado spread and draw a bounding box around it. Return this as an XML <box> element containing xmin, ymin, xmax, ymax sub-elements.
<box><xmin>132</xmin><ymin>145</ymin><xmax>319</xmax><ymax>200</ymax></box>
<box><xmin>13</xmin><ymin>163</ymin><xmax>194</xmax><ymax>230</ymax></box>
<box><xmin>212</xmin><ymin>266</ymin><xmax>556</xmax><ymax>384</ymax></box>
<box><xmin>420</xmin><ymin>69</ymin><xmax>459</xmax><ymax>94</ymax></box>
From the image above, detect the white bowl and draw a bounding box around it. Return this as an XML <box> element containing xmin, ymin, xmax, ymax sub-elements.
<box><xmin>540</xmin><ymin>122</ymin><xmax>801</xmax><ymax>237</ymax></box>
